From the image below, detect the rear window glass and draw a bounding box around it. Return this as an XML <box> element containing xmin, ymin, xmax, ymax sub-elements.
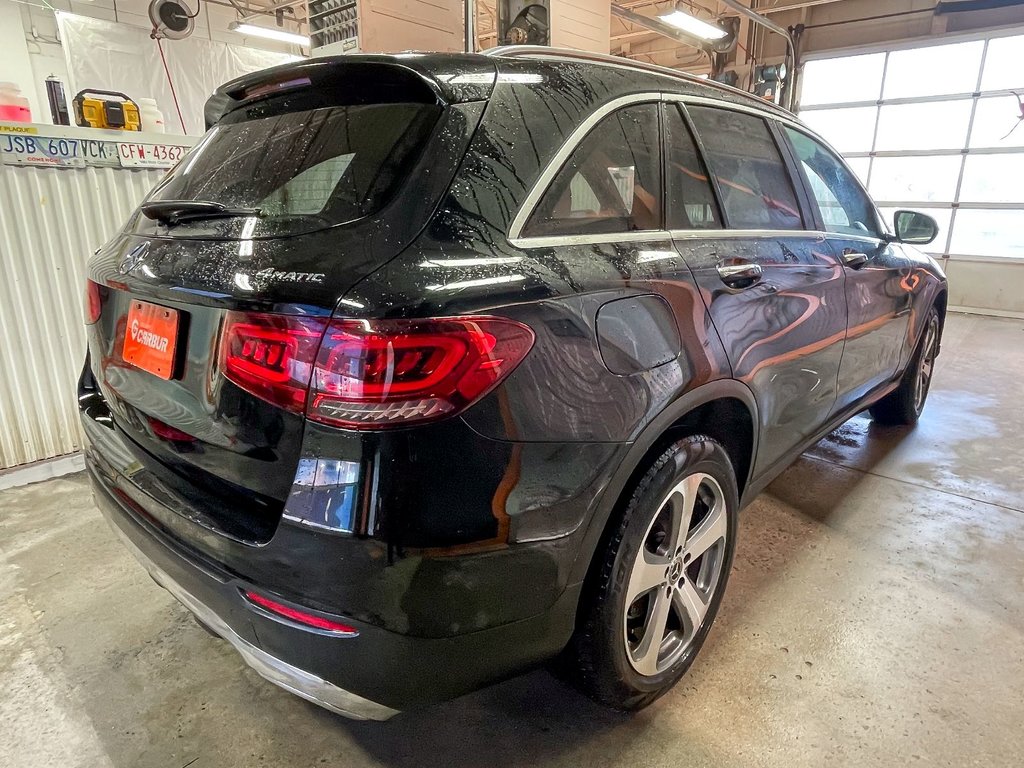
<box><xmin>522</xmin><ymin>103</ymin><xmax>662</xmax><ymax>238</ymax></box>
<box><xmin>145</xmin><ymin>102</ymin><xmax>440</xmax><ymax>236</ymax></box>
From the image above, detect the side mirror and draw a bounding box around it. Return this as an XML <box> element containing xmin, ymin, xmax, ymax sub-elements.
<box><xmin>893</xmin><ymin>210</ymin><xmax>939</xmax><ymax>245</ymax></box>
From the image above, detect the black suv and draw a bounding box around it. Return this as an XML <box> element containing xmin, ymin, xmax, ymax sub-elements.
<box><xmin>80</xmin><ymin>48</ymin><xmax>946</xmax><ymax>720</ymax></box>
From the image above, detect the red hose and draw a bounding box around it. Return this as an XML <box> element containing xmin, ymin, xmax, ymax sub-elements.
<box><xmin>155</xmin><ymin>36</ymin><xmax>187</xmax><ymax>134</ymax></box>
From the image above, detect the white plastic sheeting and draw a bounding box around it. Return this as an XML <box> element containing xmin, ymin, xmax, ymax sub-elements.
<box><xmin>56</xmin><ymin>13</ymin><xmax>300</xmax><ymax>136</ymax></box>
<box><xmin>0</xmin><ymin>128</ymin><xmax>195</xmax><ymax>469</ymax></box>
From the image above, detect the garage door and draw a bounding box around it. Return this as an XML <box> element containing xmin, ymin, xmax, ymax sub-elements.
<box><xmin>798</xmin><ymin>31</ymin><xmax>1024</xmax><ymax>313</ymax></box>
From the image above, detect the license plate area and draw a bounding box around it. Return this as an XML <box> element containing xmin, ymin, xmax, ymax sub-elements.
<box><xmin>123</xmin><ymin>300</ymin><xmax>180</xmax><ymax>380</ymax></box>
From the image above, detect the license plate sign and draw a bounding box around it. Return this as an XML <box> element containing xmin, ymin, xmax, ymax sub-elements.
<box><xmin>123</xmin><ymin>300</ymin><xmax>179</xmax><ymax>380</ymax></box>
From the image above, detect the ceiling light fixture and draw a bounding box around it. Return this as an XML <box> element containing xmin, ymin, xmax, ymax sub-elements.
<box><xmin>657</xmin><ymin>9</ymin><xmax>728</xmax><ymax>41</ymax></box>
<box><xmin>228</xmin><ymin>21</ymin><xmax>309</xmax><ymax>46</ymax></box>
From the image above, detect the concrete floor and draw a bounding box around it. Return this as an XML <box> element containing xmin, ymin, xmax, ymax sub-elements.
<box><xmin>2</xmin><ymin>312</ymin><xmax>1023</xmax><ymax>767</ymax></box>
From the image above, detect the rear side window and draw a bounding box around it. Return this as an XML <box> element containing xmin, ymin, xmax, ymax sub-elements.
<box><xmin>784</xmin><ymin>127</ymin><xmax>883</xmax><ymax>238</ymax></box>
<box><xmin>146</xmin><ymin>102</ymin><xmax>440</xmax><ymax>235</ymax></box>
<box><xmin>522</xmin><ymin>103</ymin><xmax>662</xmax><ymax>238</ymax></box>
<box><xmin>687</xmin><ymin>106</ymin><xmax>804</xmax><ymax>230</ymax></box>
<box><xmin>664</xmin><ymin>104</ymin><xmax>721</xmax><ymax>230</ymax></box>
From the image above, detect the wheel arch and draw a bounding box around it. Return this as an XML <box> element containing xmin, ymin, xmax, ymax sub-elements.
<box><xmin>933</xmin><ymin>287</ymin><xmax>948</xmax><ymax>352</ymax></box>
<box><xmin>568</xmin><ymin>380</ymin><xmax>759</xmax><ymax>589</ymax></box>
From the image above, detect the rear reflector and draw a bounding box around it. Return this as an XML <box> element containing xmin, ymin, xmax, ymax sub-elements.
<box><xmin>218</xmin><ymin>312</ymin><xmax>534</xmax><ymax>429</ymax></box>
<box><xmin>147</xmin><ymin>416</ymin><xmax>195</xmax><ymax>443</ymax></box>
<box><xmin>308</xmin><ymin>317</ymin><xmax>535</xmax><ymax>429</ymax></box>
<box><xmin>85</xmin><ymin>280</ymin><xmax>102</xmax><ymax>325</ymax></box>
<box><xmin>243</xmin><ymin>590</ymin><xmax>358</xmax><ymax>636</ymax></box>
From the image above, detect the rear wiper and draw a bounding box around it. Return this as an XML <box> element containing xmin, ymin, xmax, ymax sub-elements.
<box><xmin>140</xmin><ymin>200</ymin><xmax>261</xmax><ymax>226</ymax></box>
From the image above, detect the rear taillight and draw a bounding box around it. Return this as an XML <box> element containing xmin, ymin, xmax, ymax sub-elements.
<box><xmin>220</xmin><ymin>311</ymin><xmax>327</xmax><ymax>413</ymax></box>
<box><xmin>219</xmin><ymin>313</ymin><xmax>534</xmax><ymax>428</ymax></box>
<box><xmin>308</xmin><ymin>317</ymin><xmax>535</xmax><ymax>429</ymax></box>
<box><xmin>85</xmin><ymin>280</ymin><xmax>102</xmax><ymax>324</ymax></box>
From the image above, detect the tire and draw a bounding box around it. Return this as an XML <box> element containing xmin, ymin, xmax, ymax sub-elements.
<box><xmin>564</xmin><ymin>435</ymin><xmax>739</xmax><ymax>711</ymax></box>
<box><xmin>869</xmin><ymin>306</ymin><xmax>941</xmax><ymax>426</ymax></box>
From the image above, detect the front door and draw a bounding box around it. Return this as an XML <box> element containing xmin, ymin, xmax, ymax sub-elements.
<box><xmin>781</xmin><ymin>126</ymin><xmax>913</xmax><ymax>412</ymax></box>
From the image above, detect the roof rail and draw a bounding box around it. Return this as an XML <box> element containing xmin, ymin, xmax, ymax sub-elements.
<box><xmin>482</xmin><ymin>45</ymin><xmax>792</xmax><ymax>115</ymax></box>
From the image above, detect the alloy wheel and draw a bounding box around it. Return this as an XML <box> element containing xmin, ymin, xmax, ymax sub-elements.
<box><xmin>623</xmin><ymin>472</ymin><xmax>728</xmax><ymax>676</ymax></box>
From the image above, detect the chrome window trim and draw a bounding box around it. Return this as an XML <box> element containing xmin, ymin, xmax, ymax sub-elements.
<box><xmin>663</xmin><ymin>93</ymin><xmax>808</xmax><ymax>134</ymax></box>
<box><xmin>507</xmin><ymin>92</ymin><xmax>856</xmax><ymax>248</ymax></box>
<box><xmin>667</xmin><ymin>228</ymin><xmax>829</xmax><ymax>241</ymax></box>
<box><xmin>510</xmin><ymin>230</ymin><xmax>673</xmax><ymax>249</ymax></box>
<box><xmin>509</xmin><ymin>229</ymin><xmax>874</xmax><ymax>250</ymax></box>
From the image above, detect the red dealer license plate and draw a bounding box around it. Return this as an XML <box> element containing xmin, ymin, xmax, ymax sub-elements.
<box><xmin>123</xmin><ymin>300</ymin><xmax>179</xmax><ymax>380</ymax></box>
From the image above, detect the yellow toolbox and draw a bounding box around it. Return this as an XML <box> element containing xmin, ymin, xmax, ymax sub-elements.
<box><xmin>73</xmin><ymin>89</ymin><xmax>141</xmax><ymax>131</ymax></box>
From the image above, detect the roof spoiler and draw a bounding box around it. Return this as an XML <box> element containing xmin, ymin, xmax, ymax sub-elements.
<box><xmin>204</xmin><ymin>53</ymin><xmax>497</xmax><ymax>129</ymax></box>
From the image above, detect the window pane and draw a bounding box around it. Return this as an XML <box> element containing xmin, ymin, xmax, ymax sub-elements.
<box><xmin>149</xmin><ymin>103</ymin><xmax>440</xmax><ymax>235</ymax></box>
<box><xmin>261</xmin><ymin>154</ymin><xmax>354</xmax><ymax>215</ymax></box>
<box><xmin>875</xmin><ymin>100</ymin><xmax>972</xmax><ymax>151</ymax></box>
<box><xmin>969</xmin><ymin>95</ymin><xmax>1024</xmax><ymax>149</ymax></box>
<box><xmin>845</xmin><ymin>157</ymin><xmax>871</xmax><ymax>184</ymax></box>
<box><xmin>665</xmin><ymin>106</ymin><xmax>721</xmax><ymax>230</ymax></box>
<box><xmin>878</xmin><ymin>206</ymin><xmax>952</xmax><ymax>254</ymax></box>
<box><xmin>959</xmin><ymin>154</ymin><xmax>1024</xmax><ymax>203</ymax></box>
<box><xmin>786</xmin><ymin>127</ymin><xmax>882</xmax><ymax>237</ymax></box>
<box><xmin>688</xmin><ymin>107</ymin><xmax>803</xmax><ymax>230</ymax></box>
<box><xmin>949</xmin><ymin>209</ymin><xmax>1024</xmax><ymax>258</ymax></box>
<box><xmin>980</xmin><ymin>35</ymin><xmax>1024</xmax><ymax>92</ymax></box>
<box><xmin>800</xmin><ymin>53</ymin><xmax>885</xmax><ymax>106</ymax></box>
<box><xmin>523</xmin><ymin>103</ymin><xmax>661</xmax><ymax>237</ymax></box>
<box><xmin>799</xmin><ymin>107</ymin><xmax>877</xmax><ymax>153</ymax></box>
<box><xmin>883</xmin><ymin>41</ymin><xmax>984</xmax><ymax>98</ymax></box>
<box><xmin>869</xmin><ymin>155</ymin><xmax>963</xmax><ymax>203</ymax></box>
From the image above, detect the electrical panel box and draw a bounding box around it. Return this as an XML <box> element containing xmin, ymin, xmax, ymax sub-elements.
<box><xmin>312</xmin><ymin>0</ymin><xmax>464</xmax><ymax>55</ymax></box>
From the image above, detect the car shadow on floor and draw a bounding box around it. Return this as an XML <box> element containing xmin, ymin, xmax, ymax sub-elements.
<box><xmin>307</xmin><ymin>670</ymin><xmax>654</xmax><ymax>768</ymax></box>
<box><xmin>307</xmin><ymin>421</ymin><xmax>918</xmax><ymax>767</ymax></box>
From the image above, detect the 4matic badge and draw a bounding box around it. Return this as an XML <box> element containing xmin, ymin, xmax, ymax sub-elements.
<box><xmin>255</xmin><ymin>268</ymin><xmax>325</xmax><ymax>283</ymax></box>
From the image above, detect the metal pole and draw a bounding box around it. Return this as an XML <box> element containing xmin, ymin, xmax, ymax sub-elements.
<box><xmin>718</xmin><ymin>0</ymin><xmax>798</xmax><ymax>110</ymax></box>
<box><xmin>466</xmin><ymin>0</ymin><xmax>475</xmax><ymax>52</ymax></box>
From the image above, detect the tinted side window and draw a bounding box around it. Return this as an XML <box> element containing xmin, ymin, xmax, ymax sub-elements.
<box><xmin>665</xmin><ymin>105</ymin><xmax>721</xmax><ymax>230</ymax></box>
<box><xmin>687</xmin><ymin>106</ymin><xmax>803</xmax><ymax>230</ymax></box>
<box><xmin>784</xmin><ymin>127</ymin><xmax>882</xmax><ymax>238</ymax></box>
<box><xmin>523</xmin><ymin>103</ymin><xmax>661</xmax><ymax>237</ymax></box>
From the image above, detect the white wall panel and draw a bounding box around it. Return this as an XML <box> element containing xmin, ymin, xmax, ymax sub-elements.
<box><xmin>0</xmin><ymin>129</ymin><xmax>194</xmax><ymax>469</ymax></box>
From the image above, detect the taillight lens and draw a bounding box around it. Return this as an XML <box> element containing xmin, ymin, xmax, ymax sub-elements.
<box><xmin>219</xmin><ymin>313</ymin><xmax>534</xmax><ymax>428</ymax></box>
<box><xmin>220</xmin><ymin>311</ymin><xmax>328</xmax><ymax>413</ymax></box>
<box><xmin>85</xmin><ymin>279</ymin><xmax>102</xmax><ymax>324</ymax></box>
<box><xmin>308</xmin><ymin>317</ymin><xmax>535</xmax><ymax>429</ymax></box>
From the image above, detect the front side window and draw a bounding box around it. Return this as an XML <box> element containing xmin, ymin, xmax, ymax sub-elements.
<box><xmin>686</xmin><ymin>106</ymin><xmax>804</xmax><ymax>230</ymax></box>
<box><xmin>785</xmin><ymin>127</ymin><xmax>883</xmax><ymax>238</ymax></box>
<box><xmin>522</xmin><ymin>103</ymin><xmax>661</xmax><ymax>238</ymax></box>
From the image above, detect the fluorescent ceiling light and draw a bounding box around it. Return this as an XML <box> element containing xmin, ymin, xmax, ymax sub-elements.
<box><xmin>229</xmin><ymin>22</ymin><xmax>309</xmax><ymax>47</ymax></box>
<box><xmin>657</xmin><ymin>9</ymin><xmax>728</xmax><ymax>41</ymax></box>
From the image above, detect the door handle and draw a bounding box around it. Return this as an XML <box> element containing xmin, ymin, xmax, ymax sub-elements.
<box><xmin>842</xmin><ymin>249</ymin><xmax>870</xmax><ymax>268</ymax></box>
<box><xmin>717</xmin><ymin>262</ymin><xmax>763</xmax><ymax>288</ymax></box>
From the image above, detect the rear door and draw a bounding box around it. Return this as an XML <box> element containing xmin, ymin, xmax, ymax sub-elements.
<box><xmin>671</xmin><ymin>102</ymin><xmax>848</xmax><ymax>476</ymax></box>
<box><xmin>781</xmin><ymin>126</ymin><xmax>914</xmax><ymax>412</ymax></box>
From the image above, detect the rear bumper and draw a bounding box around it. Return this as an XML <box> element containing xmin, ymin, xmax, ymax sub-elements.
<box><xmin>86</xmin><ymin>442</ymin><xmax>583</xmax><ymax>715</ymax></box>
<box><xmin>105</xmin><ymin>515</ymin><xmax>398</xmax><ymax>721</ymax></box>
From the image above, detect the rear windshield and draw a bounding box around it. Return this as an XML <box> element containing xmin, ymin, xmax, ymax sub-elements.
<box><xmin>143</xmin><ymin>101</ymin><xmax>440</xmax><ymax>236</ymax></box>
